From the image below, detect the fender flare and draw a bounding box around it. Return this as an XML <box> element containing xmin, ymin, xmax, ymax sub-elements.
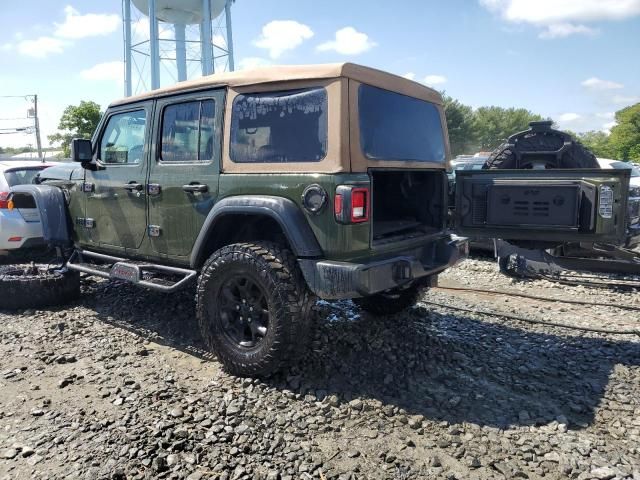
<box><xmin>10</xmin><ymin>185</ymin><xmax>72</xmax><ymax>248</ymax></box>
<box><xmin>190</xmin><ymin>195</ymin><xmax>323</xmax><ymax>268</ymax></box>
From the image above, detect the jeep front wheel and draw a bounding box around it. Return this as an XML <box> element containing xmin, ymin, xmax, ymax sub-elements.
<box><xmin>196</xmin><ymin>242</ymin><xmax>314</xmax><ymax>377</ymax></box>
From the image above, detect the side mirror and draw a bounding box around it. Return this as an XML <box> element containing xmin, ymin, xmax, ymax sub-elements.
<box><xmin>71</xmin><ymin>138</ymin><xmax>93</xmax><ymax>163</ymax></box>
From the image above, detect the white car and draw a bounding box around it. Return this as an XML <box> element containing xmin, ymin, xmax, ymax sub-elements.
<box><xmin>597</xmin><ymin>158</ymin><xmax>640</xmax><ymax>246</ymax></box>
<box><xmin>0</xmin><ymin>160</ymin><xmax>58</xmax><ymax>252</ymax></box>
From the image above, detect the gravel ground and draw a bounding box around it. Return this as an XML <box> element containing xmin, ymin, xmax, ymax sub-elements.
<box><xmin>1</xmin><ymin>257</ymin><xmax>639</xmax><ymax>480</ymax></box>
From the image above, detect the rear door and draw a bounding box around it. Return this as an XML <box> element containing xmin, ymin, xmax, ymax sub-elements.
<box><xmin>146</xmin><ymin>90</ymin><xmax>224</xmax><ymax>258</ymax></box>
<box><xmin>455</xmin><ymin>169</ymin><xmax>630</xmax><ymax>245</ymax></box>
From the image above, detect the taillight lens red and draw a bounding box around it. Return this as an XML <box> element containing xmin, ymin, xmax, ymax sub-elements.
<box><xmin>335</xmin><ymin>186</ymin><xmax>370</xmax><ymax>224</ymax></box>
<box><xmin>0</xmin><ymin>192</ymin><xmax>10</xmax><ymax>209</ymax></box>
<box><xmin>350</xmin><ymin>188</ymin><xmax>369</xmax><ymax>222</ymax></box>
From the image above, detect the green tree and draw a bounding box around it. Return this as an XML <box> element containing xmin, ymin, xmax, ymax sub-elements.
<box><xmin>442</xmin><ymin>94</ymin><xmax>477</xmax><ymax>156</ymax></box>
<box><xmin>472</xmin><ymin>106</ymin><xmax>546</xmax><ymax>151</ymax></box>
<box><xmin>576</xmin><ymin>130</ymin><xmax>615</xmax><ymax>158</ymax></box>
<box><xmin>609</xmin><ymin>103</ymin><xmax>640</xmax><ymax>161</ymax></box>
<box><xmin>48</xmin><ymin>101</ymin><xmax>102</xmax><ymax>157</ymax></box>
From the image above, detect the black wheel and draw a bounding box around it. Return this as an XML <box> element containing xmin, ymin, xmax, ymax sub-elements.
<box><xmin>0</xmin><ymin>264</ymin><xmax>80</xmax><ymax>310</ymax></box>
<box><xmin>354</xmin><ymin>285</ymin><xmax>421</xmax><ymax>316</ymax></box>
<box><xmin>196</xmin><ymin>242</ymin><xmax>315</xmax><ymax>377</ymax></box>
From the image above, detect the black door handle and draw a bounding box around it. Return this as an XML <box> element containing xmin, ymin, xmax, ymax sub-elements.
<box><xmin>123</xmin><ymin>183</ymin><xmax>144</xmax><ymax>192</ymax></box>
<box><xmin>182</xmin><ymin>184</ymin><xmax>208</xmax><ymax>193</ymax></box>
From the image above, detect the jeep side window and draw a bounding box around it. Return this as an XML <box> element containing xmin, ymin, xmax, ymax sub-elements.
<box><xmin>160</xmin><ymin>100</ymin><xmax>215</xmax><ymax>163</ymax></box>
<box><xmin>230</xmin><ymin>88</ymin><xmax>327</xmax><ymax>163</ymax></box>
<box><xmin>99</xmin><ymin>110</ymin><xmax>147</xmax><ymax>164</ymax></box>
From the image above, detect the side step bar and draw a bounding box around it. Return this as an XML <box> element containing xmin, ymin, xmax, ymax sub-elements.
<box><xmin>67</xmin><ymin>249</ymin><xmax>197</xmax><ymax>293</ymax></box>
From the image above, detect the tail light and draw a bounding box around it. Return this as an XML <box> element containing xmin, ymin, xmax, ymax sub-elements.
<box><xmin>334</xmin><ymin>186</ymin><xmax>370</xmax><ymax>224</ymax></box>
<box><xmin>0</xmin><ymin>192</ymin><xmax>14</xmax><ymax>210</ymax></box>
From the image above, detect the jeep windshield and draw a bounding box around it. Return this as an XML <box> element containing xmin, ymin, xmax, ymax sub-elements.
<box><xmin>358</xmin><ymin>84</ymin><xmax>445</xmax><ymax>163</ymax></box>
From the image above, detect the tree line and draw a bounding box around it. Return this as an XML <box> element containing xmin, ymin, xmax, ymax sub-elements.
<box><xmin>444</xmin><ymin>95</ymin><xmax>640</xmax><ymax>162</ymax></box>
<box><xmin>568</xmin><ymin>104</ymin><xmax>640</xmax><ymax>161</ymax></box>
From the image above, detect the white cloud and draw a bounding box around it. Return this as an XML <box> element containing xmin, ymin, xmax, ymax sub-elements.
<box><xmin>253</xmin><ymin>20</ymin><xmax>314</xmax><ymax>59</ymax></box>
<box><xmin>423</xmin><ymin>75</ymin><xmax>447</xmax><ymax>86</ymax></box>
<box><xmin>480</xmin><ymin>0</ymin><xmax>640</xmax><ymax>38</ymax></box>
<box><xmin>612</xmin><ymin>94</ymin><xmax>640</xmax><ymax>105</ymax></box>
<box><xmin>16</xmin><ymin>37</ymin><xmax>67</xmax><ymax>58</ymax></box>
<box><xmin>596</xmin><ymin>112</ymin><xmax>615</xmax><ymax>119</ymax></box>
<box><xmin>80</xmin><ymin>61</ymin><xmax>124</xmax><ymax>84</ymax></box>
<box><xmin>538</xmin><ymin>23</ymin><xmax>597</xmax><ymax>39</ymax></box>
<box><xmin>402</xmin><ymin>72</ymin><xmax>416</xmax><ymax>80</ymax></box>
<box><xmin>602</xmin><ymin>121</ymin><xmax>617</xmax><ymax>133</ymax></box>
<box><xmin>481</xmin><ymin>0</ymin><xmax>640</xmax><ymax>24</ymax></box>
<box><xmin>8</xmin><ymin>6</ymin><xmax>120</xmax><ymax>59</ymax></box>
<box><xmin>54</xmin><ymin>5</ymin><xmax>120</xmax><ymax>39</ymax></box>
<box><xmin>582</xmin><ymin>77</ymin><xmax>624</xmax><ymax>90</ymax></box>
<box><xmin>237</xmin><ymin>57</ymin><xmax>272</xmax><ymax>70</ymax></box>
<box><xmin>558</xmin><ymin>112</ymin><xmax>582</xmax><ymax>122</ymax></box>
<box><xmin>317</xmin><ymin>27</ymin><xmax>377</xmax><ymax>55</ymax></box>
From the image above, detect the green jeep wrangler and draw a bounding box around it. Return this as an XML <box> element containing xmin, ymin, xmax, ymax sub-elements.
<box><xmin>11</xmin><ymin>63</ymin><xmax>631</xmax><ymax>377</ymax></box>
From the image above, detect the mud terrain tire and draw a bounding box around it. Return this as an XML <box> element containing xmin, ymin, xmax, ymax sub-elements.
<box><xmin>484</xmin><ymin>129</ymin><xmax>599</xmax><ymax>170</ymax></box>
<box><xmin>196</xmin><ymin>242</ymin><xmax>315</xmax><ymax>377</ymax></box>
<box><xmin>0</xmin><ymin>265</ymin><xmax>80</xmax><ymax>310</ymax></box>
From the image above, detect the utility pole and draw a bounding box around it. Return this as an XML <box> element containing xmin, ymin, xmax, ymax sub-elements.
<box><xmin>33</xmin><ymin>95</ymin><xmax>43</xmax><ymax>161</ymax></box>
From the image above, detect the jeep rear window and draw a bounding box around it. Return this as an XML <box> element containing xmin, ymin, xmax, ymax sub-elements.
<box><xmin>4</xmin><ymin>167</ymin><xmax>46</xmax><ymax>187</ymax></box>
<box><xmin>230</xmin><ymin>88</ymin><xmax>327</xmax><ymax>163</ymax></box>
<box><xmin>359</xmin><ymin>84</ymin><xmax>445</xmax><ymax>163</ymax></box>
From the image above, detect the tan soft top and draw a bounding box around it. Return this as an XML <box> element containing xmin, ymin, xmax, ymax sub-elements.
<box><xmin>110</xmin><ymin>62</ymin><xmax>443</xmax><ymax>107</ymax></box>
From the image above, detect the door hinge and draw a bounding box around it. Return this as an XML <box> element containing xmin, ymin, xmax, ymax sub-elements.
<box><xmin>76</xmin><ymin>217</ymin><xmax>95</xmax><ymax>228</ymax></box>
<box><xmin>147</xmin><ymin>184</ymin><xmax>162</xmax><ymax>196</ymax></box>
<box><xmin>147</xmin><ymin>225</ymin><xmax>162</xmax><ymax>237</ymax></box>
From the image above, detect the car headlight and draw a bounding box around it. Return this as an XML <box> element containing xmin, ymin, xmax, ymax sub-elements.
<box><xmin>629</xmin><ymin>186</ymin><xmax>640</xmax><ymax>197</ymax></box>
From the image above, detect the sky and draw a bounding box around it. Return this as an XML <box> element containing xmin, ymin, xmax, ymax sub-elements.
<box><xmin>1</xmin><ymin>0</ymin><xmax>639</xmax><ymax>149</ymax></box>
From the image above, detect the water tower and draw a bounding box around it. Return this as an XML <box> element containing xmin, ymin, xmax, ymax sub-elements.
<box><xmin>123</xmin><ymin>0</ymin><xmax>235</xmax><ymax>96</ymax></box>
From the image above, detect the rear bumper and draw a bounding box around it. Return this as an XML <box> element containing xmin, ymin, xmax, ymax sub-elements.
<box><xmin>299</xmin><ymin>236</ymin><xmax>468</xmax><ymax>300</ymax></box>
